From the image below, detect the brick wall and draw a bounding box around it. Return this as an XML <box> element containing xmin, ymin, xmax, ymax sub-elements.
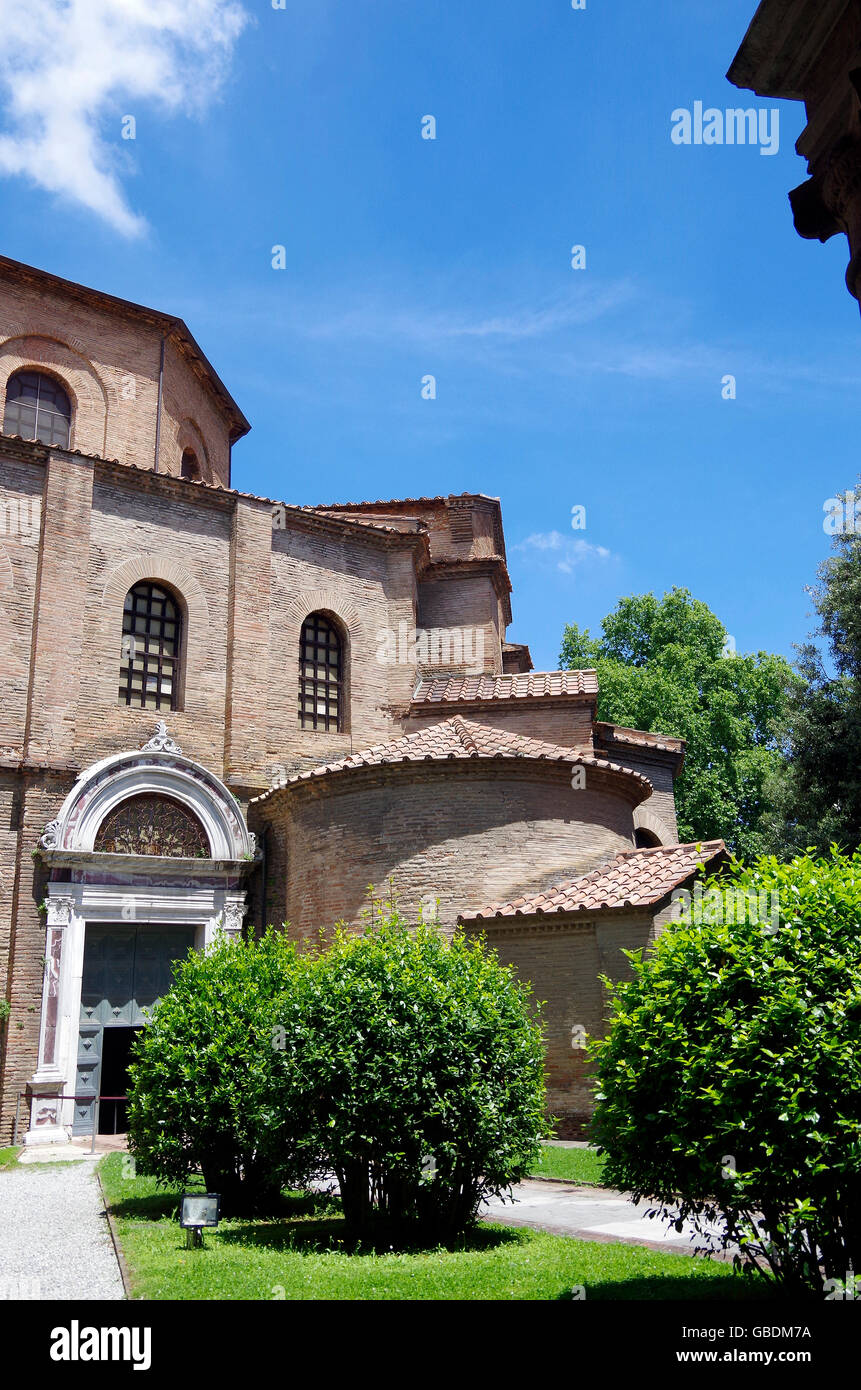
<box><xmin>254</xmin><ymin>763</ymin><xmax>638</xmax><ymax>940</ymax></box>
<box><xmin>0</xmin><ymin>269</ymin><xmax>235</xmax><ymax>485</ymax></box>
<box><xmin>476</xmin><ymin>909</ymin><xmax>655</xmax><ymax>1137</ymax></box>
<box><xmin>406</xmin><ymin>702</ymin><xmax>596</xmax><ymax>749</ymax></box>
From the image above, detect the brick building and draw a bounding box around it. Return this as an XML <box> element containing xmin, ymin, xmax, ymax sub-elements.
<box><xmin>0</xmin><ymin>257</ymin><xmax>724</xmax><ymax>1144</ymax></box>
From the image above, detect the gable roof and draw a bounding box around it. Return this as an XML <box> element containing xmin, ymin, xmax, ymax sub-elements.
<box><xmin>412</xmin><ymin>670</ymin><xmax>598</xmax><ymax>706</ymax></box>
<box><xmin>460</xmin><ymin>840</ymin><xmax>727</xmax><ymax>922</ymax></box>
<box><xmin>251</xmin><ymin>714</ymin><xmax>652</xmax><ymax>803</ymax></box>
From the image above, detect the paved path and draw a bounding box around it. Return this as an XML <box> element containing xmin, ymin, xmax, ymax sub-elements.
<box><xmin>0</xmin><ymin>1160</ymin><xmax>124</xmax><ymax>1300</ymax></box>
<box><xmin>482</xmin><ymin>1180</ymin><xmax>730</xmax><ymax>1257</ymax></box>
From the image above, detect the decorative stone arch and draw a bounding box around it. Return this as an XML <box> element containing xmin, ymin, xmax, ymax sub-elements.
<box><xmin>27</xmin><ymin>726</ymin><xmax>257</xmax><ymax>1146</ymax></box>
<box><xmin>175</xmin><ymin>417</ymin><xmax>212</xmax><ymax>483</ymax></box>
<box><xmin>40</xmin><ymin>727</ymin><xmax>254</xmax><ymax>861</ymax></box>
<box><xmin>0</xmin><ymin>333</ymin><xmax>109</xmax><ymax>457</ymax></box>
<box><xmin>633</xmin><ymin>806</ymin><xmax>676</xmax><ymax>848</ymax></box>
<box><xmin>100</xmin><ymin>554</ymin><xmax>211</xmax><ymax>712</ymax></box>
<box><xmin>283</xmin><ymin>588</ymin><xmax>362</xmax><ymax>734</ymax></box>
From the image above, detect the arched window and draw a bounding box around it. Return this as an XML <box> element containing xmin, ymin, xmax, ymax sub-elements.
<box><xmin>3</xmin><ymin>370</ymin><xmax>71</xmax><ymax>448</ymax></box>
<box><xmin>298</xmin><ymin>613</ymin><xmax>342</xmax><ymax>731</ymax></box>
<box><xmin>119</xmin><ymin>582</ymin><xmax>182</xmax><ymax>711</ymax></box>
<box><xmin>634</xmin><ymin>828</ymin><xmax>663</xmax><ymax>849</ymax></box>
<box><xmin>94</xmin><ymin>793</ymin><xmax>209</xmax><ymax>857</ymax></box>
<box><xmin>180</xmin><ymin>448</ymin><xmax>201</xmax><ymax>481</ymax></box>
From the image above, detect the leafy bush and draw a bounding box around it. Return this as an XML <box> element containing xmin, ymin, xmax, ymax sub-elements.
<box><xmin>127</xmin><ymin>931</ymin><xmax>317</xmax><ymax>1216</ymax></box>
<box><xmin>127</xmin><ymin>898</ymin><xmax>548</xmax><ymax>1241</ymax></box>
<box><xmin>282</xmin><ymin>898</ymin><xmax>549</xmax><ymax>1246</ymax></box>
<box><xmin>591</xmin><ymin>848</ymin><xmax>861</xmax><ymax>1294</ymax></box>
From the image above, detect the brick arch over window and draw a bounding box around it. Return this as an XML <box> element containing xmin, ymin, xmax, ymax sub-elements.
<box><xmin>175</xmin><ymin>419</ymin><xmax>212</xmax><ymax>483</ymax></box>
<box><xmin>633</xmin><ymin>807</ymin><xmax>675</xmax><ymax>848</ymax></box>
<box><xmin>0</xmin><ymin>334</ymin><xmax>109</xmax><ymax>456</ymax></box>
<box><xmin>282</xmin><ymin>589</ymin><xmax>360</xmax><ymax>734</ymax></box>
<box><xmin>100</xmin><ymin>556</ymin><xmax>210</xmax><ymax>713</ymax></box>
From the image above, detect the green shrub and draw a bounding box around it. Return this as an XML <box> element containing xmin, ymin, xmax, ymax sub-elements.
<box><xmin>290</xmin><ymin>898</ymin><xmax>549</xmax><ymax>1245</ymax></box>
<box><xmin>127</xmin><ymin>930</ymin><xmax>317</xmax><ymax>1216</ymax></box>
<box><xmin>591</xmin><ymin>848</ymin><xmax>861</xmax><ymax>1294</ymax></box>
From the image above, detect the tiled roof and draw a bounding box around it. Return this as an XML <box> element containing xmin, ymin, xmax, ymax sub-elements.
<box><xmin>594</xmin><ymin>722</ymin><xmax>685</xmax><ymax>755</ymax></box>
<box><xmin>412</xmin><ymin>670</ymin><xmax>597</xmax><ymax>705</ymax></box>
<box><xmin>251</xmin><ymin>715</ymin><xmax>652</xmax><ymax>802</ymax></box>
<box><xmin>461</xmin><ymin>840</ymin><xmax>726</xmax><ymax>921</ymax></box>
<box><xmin>310</xmin><ymin>493</ymin><xmax>500</xmax><ymax>510</ymax></box>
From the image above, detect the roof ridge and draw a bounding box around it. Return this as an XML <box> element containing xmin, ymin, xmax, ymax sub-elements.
<box><xmin>451</xmin><ymin>715</ymin><xmax>479</xmax><ymax>755</ymax></box>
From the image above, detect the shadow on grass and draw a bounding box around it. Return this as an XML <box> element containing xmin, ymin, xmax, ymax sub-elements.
<box><xmin>109</xmin><ymin>1187</ymin><xmax>339</xmax><ymax>1225</ymax></box>
<box><xmin>218</xmin><ymin>1213</ymin><xmax>526</xmax><ymax>1258</ymax></box>
<box><xmin>555</xmin><ymin>1272</ymin><xmax>779</xmax><ymax>1301</ymax></box>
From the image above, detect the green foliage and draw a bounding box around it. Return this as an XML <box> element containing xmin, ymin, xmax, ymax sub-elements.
<box><xmin>762</xmin><ymin>506</ymin><xmax>861</xmax><ymax>855</ymax></box>
<box><xmin>126</xmin><ymin>897</ymin><xmax>548</xmax><ymax>1243</ymax></box>
<box><xmin>559</xmin><ymin>588</ymin><xmax>796</xmax><ymax>859</ymax></box>
<box><xmin>291</xmin><ymin>896</ymin><xmax>549</xmax><ymax>1245</ymax></box>
<box><xmin>127</xmin><ymin>931</ymin><xmax>318</xmax><ymax>1217</ymax></box>
<box><xmin>0</xmin><ymin>999</ymin><xmax>10</xmax><ymax>1026</ymax></box>
<box><xmin>591</xmin><ymin>848</ymin><xmax>861</xmax><ymax>1294</ymax></box>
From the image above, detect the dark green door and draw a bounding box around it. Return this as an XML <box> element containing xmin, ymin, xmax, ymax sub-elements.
<box><xmin>74</xmin><ymin>924</ymin><xmax>195</xmax><ymax>1134</ymax></box>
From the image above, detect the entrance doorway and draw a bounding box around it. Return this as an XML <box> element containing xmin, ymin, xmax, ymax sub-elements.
<box><xmin>98</xmin><ymin>1026</ymin><xmax>142</xmax><ymax>1134</ymax></box>
<box><xmin>74</xmin><ymin>924</ymin><xmax>195</xmax><ymax>1135</ymax></box>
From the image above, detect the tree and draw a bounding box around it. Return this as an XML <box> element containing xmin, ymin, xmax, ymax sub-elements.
<box><xmin>293</xmin><ymin>895</ymin><xmax>549</xmax><ymax>1246</ymax></box>
<box><xmin>127</xmin><ymin>930</ymin><xmax>318</xmax><ymax>1217</ymax></box>
<box><xmin>591</xmin><ymin>849</ymin><xmax>861</xmax><ymax>1295</ymax></box>
<box><xmin>559</xmin><ymin>588</ymin><xmax>795</xmax><ymax>859</ymax></box>
<box><xmin>762</xmin><ymin>503</ymin><xmax>861</xmax><ymax>856</ymax></box>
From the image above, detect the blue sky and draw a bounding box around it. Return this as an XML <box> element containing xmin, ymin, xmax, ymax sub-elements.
<box><xmin>0</xmin><ymin>0</ymin><xmax>856</xmax><ymax>672</ymax></box>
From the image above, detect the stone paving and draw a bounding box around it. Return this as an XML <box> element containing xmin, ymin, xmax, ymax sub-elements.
<box><xmin>0</xmin><ymin>1159</ymin><xmax>124</xmax><ymax>1300</ymax></box>
<box><xmin>482</xmin><ymin>1179</ymin><xmax>731</xmax><ymax>1257</ymax></box>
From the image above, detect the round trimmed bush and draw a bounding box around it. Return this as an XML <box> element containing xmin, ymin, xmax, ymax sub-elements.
<box><xmin>127</xmin><ymin>930</ymin><xmax>317</xmax><ymax>1216</ymax></box>
<box><xmin>289</xmin><ymin>901</ymin><xmax>549</xmax><ymax>1245</ymax></box>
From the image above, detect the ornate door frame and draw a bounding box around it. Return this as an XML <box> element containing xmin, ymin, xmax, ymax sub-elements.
<box><xmin>26</xmin><ymin>726</ymin><xmax>258</xmax><ymax>1145</ymax></box>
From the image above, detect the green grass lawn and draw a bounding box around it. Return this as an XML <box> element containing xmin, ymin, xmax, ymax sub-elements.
<box><xmin>0</xmin><ymin>1146</ymin><xmax>21</xmax><ymax>1170</ymax></box>
<box><xmin>530</xmin><ymin>1145</ymin><xmax>608</xmax><ymax>1186</ymax></box>
<box><xmin>100</xmin><ymin>1153</ymin><xmax>767</xmax><ymax>1302</ymax></box>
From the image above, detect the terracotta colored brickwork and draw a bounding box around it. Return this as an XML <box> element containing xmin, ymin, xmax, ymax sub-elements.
<box><xmin>254</xmin><ymin>765</ymin><xmax>637</xmax><ymax>940</ymax></box>
<box><xmin>0</xmin><ymin>776</ymin><xmax>73</xmax><ymax>1142</ymax></box>
<box><xmin>0</xmin><ymin>258</ymin><xmax>243</xmax><ymax>486</ymax></box>
<box><xmin>475</xmin><ymin>911</ymin><xmax>655</xmax><ymax>1137</ymax></box>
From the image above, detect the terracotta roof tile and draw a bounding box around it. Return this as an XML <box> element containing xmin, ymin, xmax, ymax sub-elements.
<box><xmin>250</xmin><ymin>715</ymin><xmax>652</xmax><ymax>802</ymax></box>
<box><xmin>462</xmin><ymin>840</ymin><xmax>727</xmax><ymax>921</ymax></box>
<box><xmin>594</xmin><ymin>722</ymin><xmax>685</xmax><ymax>755</ymax></box>
<box><xmin>411</xmin><ymin>670</ymin><xmax>598</xmax><ymax>704</ymax></box>
<box><xmin>310</xmin><ymin>493</ymin><xmax>500</xmax><ymax>510</ymax></box>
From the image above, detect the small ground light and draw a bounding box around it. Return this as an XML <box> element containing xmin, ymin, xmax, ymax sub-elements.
<box><xmin>179</xmin><ymin>1193</ymin><xmax>220</xmax><ymax>1248</ymax></box>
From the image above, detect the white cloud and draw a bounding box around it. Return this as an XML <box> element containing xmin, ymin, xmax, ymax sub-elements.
<box><xmin>0</xmin><ymin>0</ymin><xmax>248</xmax><ymax>237</ymax></box>
<box><xmin>303</xmin><ymin>284</ymin><xmax>635</xmax><ymax>346</ymax></box>
<box><xmin>515</xmin><ymin>531</ymin><xmax>613</xmax><ymax>574</ymax></box>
